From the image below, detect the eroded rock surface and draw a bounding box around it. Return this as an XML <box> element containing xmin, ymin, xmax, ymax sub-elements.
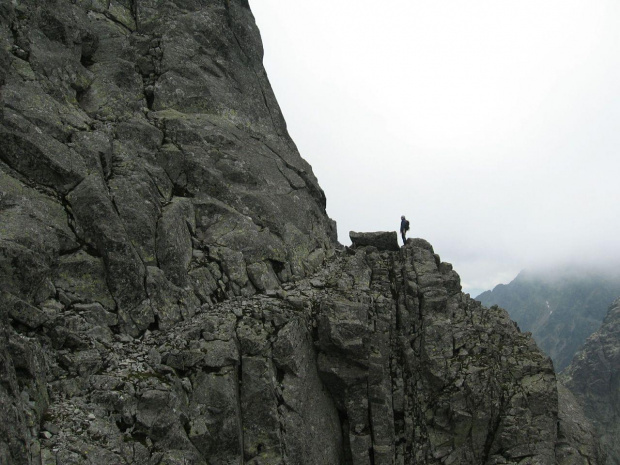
<box><xmin>555</xmin><ymin>383</ymin><xmax>605</xmax><ymax>465</ymax></box>
<box><xmin>1</xmin><ymin>0</ymin><xmax>335</xmax><ymax>337</ymax></box>
<box><xmin>3</xmin><ymin>237</ymin><xmax>596</xmax><ymax>464</ymax></box>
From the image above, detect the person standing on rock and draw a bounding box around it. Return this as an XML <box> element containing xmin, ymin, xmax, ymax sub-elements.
<box><xmin>400</xmin><ymin>215</ymin><xmax>410</xmax><ymax>245</ymax></box>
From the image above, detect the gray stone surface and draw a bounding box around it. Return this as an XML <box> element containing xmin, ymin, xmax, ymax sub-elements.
<box><xmin>562</xmin><ymin>297</ymin><xmax>620</xmax><ymax>464</ymax></box>
<box><xmin>1</xmin><ymin>240</ymin><xmax>593</xmax><ymax>465</ymax></box>
<box><xmin>556</xmin><ymin>383</ymin><xmax>605</xmax><ymax>465</ymax></box>
<box><xmin>350</xmin><ymin>231</ymin><xmax>400</xmax><ymax>251</ymax></box>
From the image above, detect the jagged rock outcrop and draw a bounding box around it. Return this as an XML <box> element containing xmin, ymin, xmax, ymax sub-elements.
<box><xmin>0</xmin><ymin>1</ymin><xmax>603</xmax><ymax>464</ymax></box>
<box><xmin>476</xmin><ymin>267</ymin><xmax>620</xmax><ymax>371</ymax></box>
<box><xmin>7</xmin><ymin>238</ymin><xmax>577</xmax><ymax>464</ymax></box>
<box><xmin>562</xmin><ymin>297</ymin><xmax>620</xmax><ymax>465</ymax></box>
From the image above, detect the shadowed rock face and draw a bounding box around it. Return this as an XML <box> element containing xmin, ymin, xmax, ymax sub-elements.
<box><xmin>0</xmin><ymin>0</ymin><xmax>335</xmax><ymax>331</ymax></box>
<box><xmin>562</xmin><ymin>298</ymin><xmax>620</xmax><ymax>465</ymax></box>
<box><xmin>3</xmin><ymin>237</ymin><xmax>575</xmax><ymax>465</ymax></box>
<box><xmin>0</xmin><ymin>1</ymin><xmax>604</xmax><ymax>464</ymax></box>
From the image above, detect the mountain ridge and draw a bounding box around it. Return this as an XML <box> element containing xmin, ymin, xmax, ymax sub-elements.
<box><xmin>0</xmin><ymin>1</ymin><xmax>605</xmax><ymax>463</ymax></box>
<box><xmin>476</xmin><ymin>265</ymin><xmax>620</xmax><ymax>371</ymax></box>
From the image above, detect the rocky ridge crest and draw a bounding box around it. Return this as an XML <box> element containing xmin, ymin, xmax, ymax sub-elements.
<box><xmin>3</xmin><ymin>234</ymin><xmax>586</xmax><ymax>464</ymax></box>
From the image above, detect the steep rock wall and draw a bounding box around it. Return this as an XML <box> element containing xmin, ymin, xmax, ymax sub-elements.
<box><xmin>0</xmin><ymin>0</ymin><xmax>333</xmax><ymax>462</ymax></box>
<box><xmin>562</xmin><ymin>298</ymin><xmax>620</xmax><ymax>464</ymax></box>
<box><xmin>0</xmin><ymin>0</ymin><xmax>335</xmax><ymax>336</ymax></box>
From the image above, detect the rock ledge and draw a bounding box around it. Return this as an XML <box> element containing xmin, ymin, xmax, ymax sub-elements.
<box><xmin>349</xmin><ymin>231</ymin><xmax>400</xmax><ymax>251</ymax></box>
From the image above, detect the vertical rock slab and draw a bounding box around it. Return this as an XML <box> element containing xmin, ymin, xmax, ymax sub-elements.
<box><xmin>562</xmin><ymin>298</ymin><xmax>620</xmax><ymax>464</ymax></box>
<box><xmin>0</xmin><ymin>306</ymin><xmax>30</xmax><ymax>464</ymax></box>
<box><xmin>156</xmin><ymin>197</ymin><xmax>195</xmax><ymax>287</ymax></box>
<box><xmin>68</xmin><ymin>174</ymin><xmax>147</xmax><ymax>312</ymax></box>
<box><xmin>240</xmin><ymin>356</ymin><xmax>283</xmax><ymax>462</ymax></box>
<box><xmin>556</xmin><ymin>383</ymin><xmax>605</xmax><ymax>464</ymax></box>
<box><xmin>273</xmin><ymin>318</ymin><xmax>343</xmax><ymax>465</ymax></box>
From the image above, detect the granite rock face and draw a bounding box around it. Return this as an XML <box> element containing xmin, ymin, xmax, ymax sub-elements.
<box><xmin>0</xmin><ymin>0</ymin><xmax>332</xmax><ymax>462</ymax></box>
<box><xmin>4</xmin><ymin>237</ymin><xmax>587</xmax><ymax>464</ymax></box>
<box><xmin>562</xmin><ymin>298</ymin><xmax>620</xmax><ymax>464</ymax></box>
<box><xmin>0</xmin><ymin>1</ymin><xmax>603</xmax><ymax>464</ymax></box>
<box><xmin>0</xmin><ymin>0</ymin><xmax>336</xmax><ymax>333</ymax></box>
<box><xmin>555</xmin><ymin>384</ymin><xmax>605</xmax><ymax>465</ymax></box>
<box><xmin>349</xmin><ymin>231</ymin><xmax>400</xmax><ymax>251</ymax></box>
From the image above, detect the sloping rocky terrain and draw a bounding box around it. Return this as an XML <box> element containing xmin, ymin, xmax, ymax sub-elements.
<box><xmin>0</xmin><ymin>1</ymin><xmax>606</xmax><ymax>464</ymax></box>
<box><xmin>476</xmin><ymin>268</ymin><xmax>620</xmax><ymax>371</ymax></box>
<box><xmin>562</xmin><ymin>298</ymin><xmax>620</xmax><ymax>465</ymax></box>
<box><xmin>4</xmin><ymin>233</ymin><xmax>601</xmax><ymax>465</ymax></box>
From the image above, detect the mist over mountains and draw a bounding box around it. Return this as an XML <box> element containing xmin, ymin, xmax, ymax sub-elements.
<box><xmin>476</xmin><ymin>264</ymin><xmax>620</xmax><ymax>371</ymax></box>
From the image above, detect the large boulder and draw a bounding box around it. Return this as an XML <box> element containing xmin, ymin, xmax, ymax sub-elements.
<box><xmin>350</xmin><ymin>231</ymin><xmax>400</xmax><ymax>251</ymax></box>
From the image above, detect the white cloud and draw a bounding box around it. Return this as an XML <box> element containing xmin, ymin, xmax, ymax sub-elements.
<box><xmin>250</xmin><ymin>0</ymin><xmax>620</xmax><ymax>294</ymax></box>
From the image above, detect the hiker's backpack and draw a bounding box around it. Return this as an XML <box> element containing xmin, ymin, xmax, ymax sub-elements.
<box><xmin>404</xmin><ymin>220</ymin><xmax>410</xmax><ymax>231</ymax></box>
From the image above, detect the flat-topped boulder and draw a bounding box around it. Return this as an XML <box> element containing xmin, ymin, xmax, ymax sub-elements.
<box><xmin>349</xmin><ymin>231</ymin><xmax>400</xmax><ymax>251</ymax></box>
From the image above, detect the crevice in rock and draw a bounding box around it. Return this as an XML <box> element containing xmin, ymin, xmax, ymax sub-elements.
<box><xmin>102</xmin><ymin>10</ymin><xmax>133</xmax><ymax>33</ymax></box>
<box><xmin>144</xmin><ymin>88</ymin><xmax>154</xmax><ymax>110</ymax></box>
<box><xmin>261</xmin><ymin>140</ymin><xmax>327</xmax><ymax>210</ymax></box>
<box><xmin>60</xmin><ymin>194</ymin><xmax>101</xmax><ymax>258</ymax></box>
<box><xmin>99</xmin><ymin>151</ymin><xmax>111</xmax><ymax>181</ymax></box>
<box><xmin>116</xmin><ymin>418</ymin><xmax>133</xmax><ymax>433</ymax></box>
<box><xmin>274</xmin><ymin>364</ymin><xmax>285</xmax><ymax>385</ymax></box>
<box><xmin>136</xmin><ymin>35</ymin><xmax>162</xmax><ymax>112</ymax></box>
<box><xmin>274</xmin><ymin>161</ymin><xmax>298</xmax><ymax>194</ymax></box>
<box><xmin>269</xmin><ymin>260</ymin><xmax>285</xmax><ymax>276</ymax></box>
<box><xmin>129</xmin><ymin>0</ymin><xmax>138</xmax><ymax>29</ymax></box>
<box><xmin>9</xmin><ymin>320</ymin><xmax>28</xmax><ymax>333</ymax></box>
<box><xmin>338</xmin><ymin>408</ymin><xmax>354</xmax><ymax>465</ymax></box>
<box><xmin>9</xmin><ymin>19</ymin><xmax>29</xmax><ymax>61</ymax></box>
<box><xmin>147</xmin><ymin>314</ymin><xmax>160</xmax><ymax>333</ymax></box>
<box><xmin>143</xmin><ymin>166</ymin><xmax>170</xmax><ymax>201</ymax></box>
<box><xmin>80</xmin><ymin>53</ymin><xmax>95</xmax><ymax>69</ymax></box>
<box><xmin>366</xmin><ymin>380</ymin><xmax>376</xmax><ymax>465</ymax></box>
<box><xmin>171</xmin><ymin>184</ymin><xmax>194</xmax><ymax>199</ymax></box>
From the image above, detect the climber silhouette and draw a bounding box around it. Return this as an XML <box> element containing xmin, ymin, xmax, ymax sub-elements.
<box><xmin>400</xmin><ymin>215</ymin><xmax>410</xmax><ymax>246</ymax></box>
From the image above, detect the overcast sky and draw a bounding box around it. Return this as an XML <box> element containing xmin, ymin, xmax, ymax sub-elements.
<box><xmin>249</xmin><ymin>0</ymin><xmax>620</xmax><ymax>296</ymax></box>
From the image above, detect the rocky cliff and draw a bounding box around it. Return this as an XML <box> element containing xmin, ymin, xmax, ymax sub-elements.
<box><xmin>562</xmin><ymin>297</ymin><xmax>620</xmax><ymax>465</ymax></box>
<box><xmin>0</xmin><ymin>1</ymin><xmax>604</xmax><ymax>464</ymax></box>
